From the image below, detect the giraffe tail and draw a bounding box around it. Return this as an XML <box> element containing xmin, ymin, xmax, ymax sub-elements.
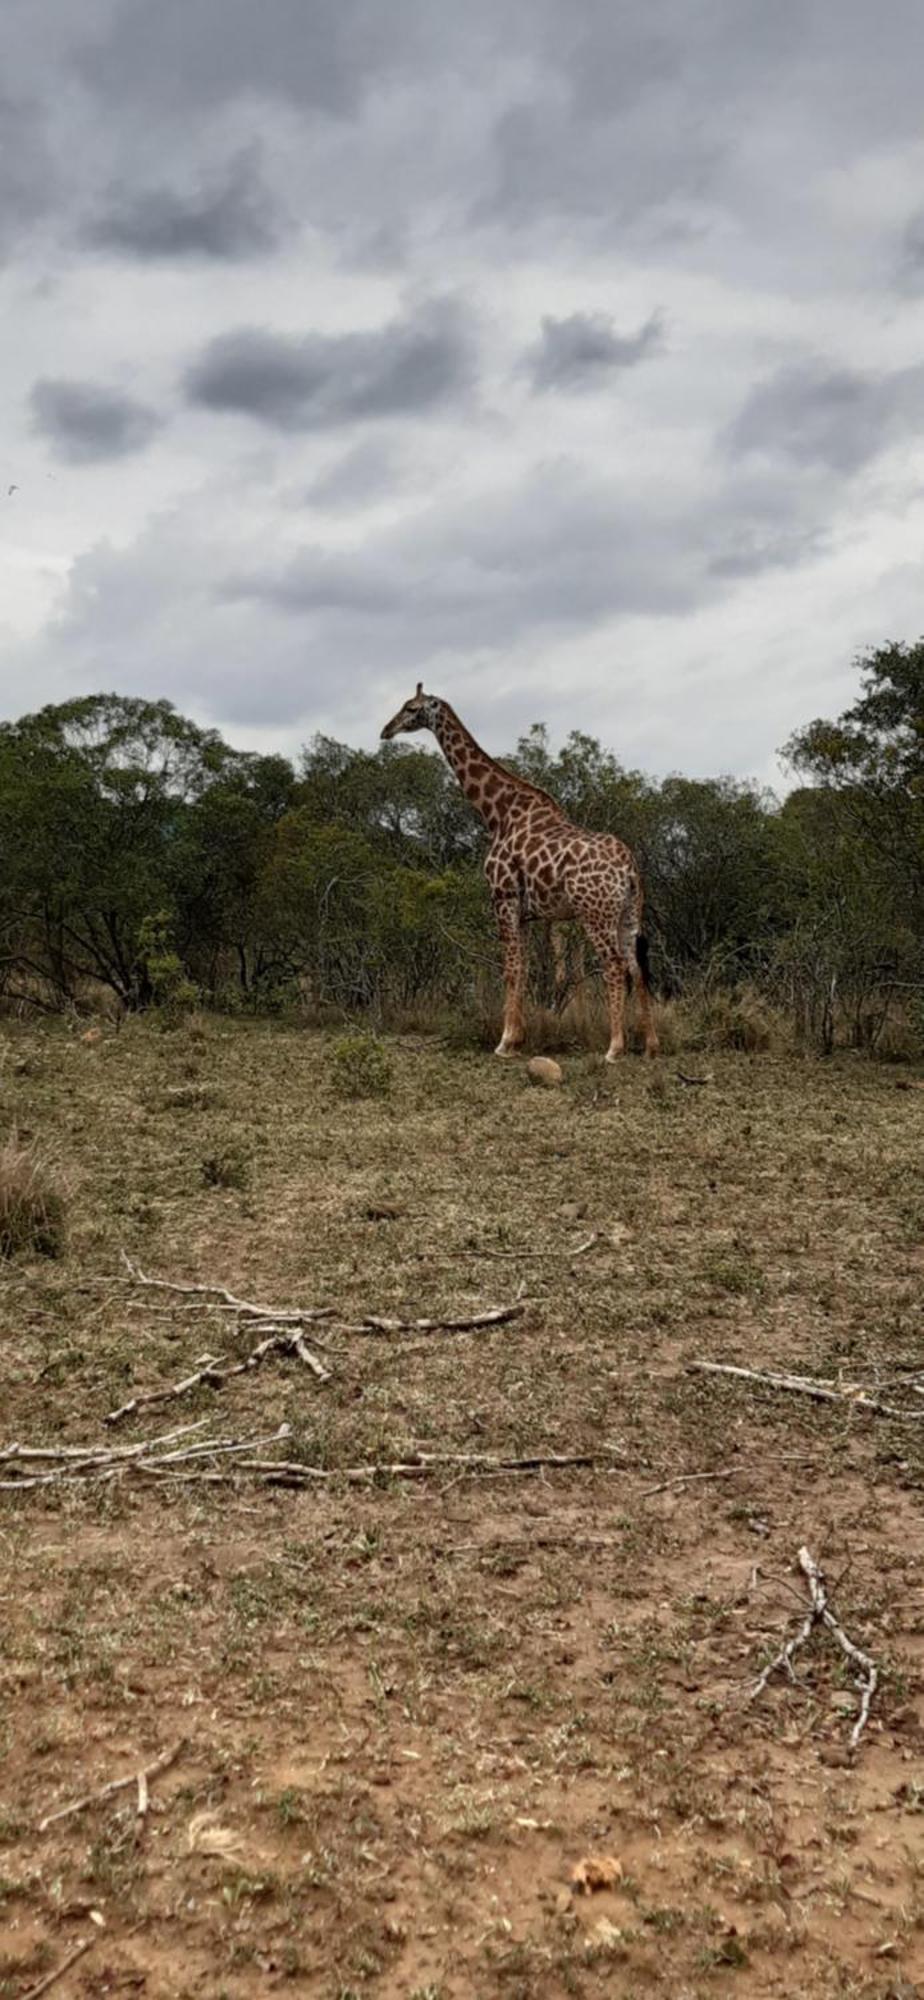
<box><xmin>635</xmin><ymin>933</ymin><xmax>654</xmax><ymax>994</ymax></box>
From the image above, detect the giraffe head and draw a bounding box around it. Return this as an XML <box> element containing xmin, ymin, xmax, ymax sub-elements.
<box><xmin>380</xmin><ymin>683</ymin><xmax>438</xmax><ymax>740</ymax></box>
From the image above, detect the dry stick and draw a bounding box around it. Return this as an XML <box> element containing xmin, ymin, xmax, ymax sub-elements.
<box><xmin>21</xmin><ymin>1938</ymin><xmax>95</xmax><ymax>2000</ymax></box>
<box><xmin>140</xmin><ymin>1446</ymin><xmax>624</xmax><ymax>1488</ymax></box>
<box><xmin>689</xmin><ymin>1359</ymin><xmax>924</xmax><ymax>1422</ymax></box>
<box><xmin>676</xmin><ymin>1070</ymin><xmax>714</xmax><ymax>1086</ymax></box>
<box><xmin>38</xmin><ymin>1739</ymin><xmax>184</xmax><ymax>1833</ymax></box>
<box><xmin>640</xmin><ymin>1467</ymin><xmax>737</xmax><ymax>1498</ymax></box>
<box><xmin>1</xmin><ymin>1429</ymin><xmax>290</xmax><ymax>1491</ymax></box>
<box><xmin>0</xmin><ymin>1420</ymin><xmax>208</xmax><ymax>1463</ymax></box>
<box><xmin>118</xmin><ymin>1250</ymin><xmax>331</xmax><ymax>1325</ymax></box>
<box><xmin>799</xmin><ymin>1547</ymin><xmax>879</xmax><ymax>1752</ymax></box>
<box><xmin>750</xmin><ymin>1548</ymin><xmax>879</xmax><ymax>1751</ymax></box>
<box><xmin>353</xmin><ymin>1302</ymin><xmax>524</xmax><ymax>1337</ymax></box>
<box><xmin>105</xmin><ymin>1329</ymin><xmax>329</xmax><ymax>1425</ymax></box>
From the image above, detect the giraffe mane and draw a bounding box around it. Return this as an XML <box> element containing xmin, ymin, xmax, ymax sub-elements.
<box><xmin>435</xmin><ymin>700</ymin><xmax>567</xmax><ymax>818</ymax></box>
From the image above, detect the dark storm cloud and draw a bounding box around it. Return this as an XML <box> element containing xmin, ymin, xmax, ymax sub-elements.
<box><xmin>726</xmin><ymin>360</ymin><xmax>924</xmax><ymax>475</ymax></box>
<box><xmin>184</xmin><ymin>302</ymin><xmax>475</xmax><ymax>431</ymax></box>
<box><xmin>525</xmin><ymin>310</ymin><xmax>663</xmax><ymax>392</ymax></box>
<box><xmin>30</xmin><ymin>379</ymin><xmax>163</xmax><ymax>462</ymax></box>
<box><xmin>87</xmin><ymin>148</ymin><xmax>282</xmax><ymax>261</ymax></box>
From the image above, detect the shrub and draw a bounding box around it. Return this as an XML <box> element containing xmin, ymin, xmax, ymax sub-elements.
<box><xmin>684</xmin><ymin>985</ymin><xmax>783</xmax><ymax>1053</ymax></box>
<box><xmin>136</xmin><ymin>912</ymin><xmax>200</xmax><ymax>1018</ymax></box>
<box><xmin>0</xmin><ymin>1134</ymin><xmax>66</xmax><ymax>1259</ymax></box>
<box><xmin>328</xmin><ymin>1032</ymin><xmax>393</xmax><ymax>1100</ymax></box>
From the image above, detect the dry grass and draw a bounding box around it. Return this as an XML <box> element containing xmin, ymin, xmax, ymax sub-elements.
<box><xmin>0</xmin><ymin>1017</ymin><xmax>923</xmax><ymax>1997</ymax></box>
<box><xmin>0</xmin><ymin>1131</ymin><xmax>66</xmax><ymax>1260</ymax></box>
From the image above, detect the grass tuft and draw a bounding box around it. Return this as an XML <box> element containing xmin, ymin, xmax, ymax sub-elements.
<box><xmin>0</xmin><ymin>1133</ymin><xmax>66</xmax><ymax>1259</ymax></box>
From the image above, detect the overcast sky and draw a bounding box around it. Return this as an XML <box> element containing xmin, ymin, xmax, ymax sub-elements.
<box><xmin>2</xmin><ymin>0</ymin><xmax>923</xmax><ymax>787</ymax></box>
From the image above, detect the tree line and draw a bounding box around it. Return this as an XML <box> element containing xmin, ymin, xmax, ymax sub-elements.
<box><xmin>1</xmin><ymin>642</ymin><xmax>921</xmax><ymax>1053</ymax></box>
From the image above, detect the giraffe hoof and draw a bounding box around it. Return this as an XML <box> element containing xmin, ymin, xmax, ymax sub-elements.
<box><xmin>604</xmin><ymin>1048</ymin><xmax>624</xmax><ymax>1064</ymax></box>
<box><xmin>494</xmin><ymin>1042</ymin><xmax>516</xmax><ymax>1058</ymax></box>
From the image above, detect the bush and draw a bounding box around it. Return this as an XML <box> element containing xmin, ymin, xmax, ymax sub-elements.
<box><xmin>0</xmin><ymin>1134</ymin><xmax>66</xmax><ymax>1258</ymax></box>
<box><xmin>684</xmin><ymin>985</ymin><xmax>784</xmax><ymax>1053</ymax></box>
<box><xmin>137</xmin><ymin>911</ymin><xmax>200</xmax><ymax>1018</ymax></box>
<box><xmin>329</xmin><ymin>1032</ymin><xmax>393</xmax><ymax>1099</ymax></box>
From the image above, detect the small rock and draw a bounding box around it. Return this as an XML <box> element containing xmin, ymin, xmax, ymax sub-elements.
<box><xmin>527</xmin><ymin>1056</ymin><xmax>563</xmax><ymax>1088</ymax></box>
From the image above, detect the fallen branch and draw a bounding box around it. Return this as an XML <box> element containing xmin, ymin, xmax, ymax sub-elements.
<box><xmin>0</xmin><ymin>1420</ymin><xmax>207</xmax><ymax>1464</ymax></box>
<box><xmin>0</xmin><ymin>1429</ymin><xmax>623</xmax><ymax>1495</ymax></box>
<box><xmin>1</xmin><ymin>1426</ymin><xmax>290</xmax><ymax>1491</ymax></box>
<box><xmin>689</xmin><ymin>1359</ymin><xmax>924</xmax><ymax>1422</ymax></box>
<box><xmin>118</xmin><ymin>1251</ymin><xmax>331</xmax><ymax>1325</ymax></box>
<box><xmin>353</xmin><ymin>1302</ymin><xmax>525</xmax><ymax>1337</ymax></box>
<box><xmin>750</xmin><ymin>1546</ymin><xmax>879</xmax><ymax>1752</ymax></box>
<box><xmin>133</xmin><ymin>1446</ymin><xmax>625</xmax><ymax>1488</ymax></box>
<box><xmin>640</xmin><ymin>1467</ymin><xmax>736</xmax><ymax>1498</ymax></box>
<box><xmin>676</xmin><ymin>1070</ymin><xmax>714</xmax><ymax>1086</ymax></box>
<box><xmin>21</xmin><ymin>1938</ymin><xmax>95</xmax><ymax>2000</ymax></box>
<box><xmin>38</xmin><ymin>1739</ymin><xmax>184</xmax><ymax>1833</ymax></box>
<box><xmin>105</xmin><ymin>1329</ymin><xmax>329</xmax><ymax>1425</ymax></box>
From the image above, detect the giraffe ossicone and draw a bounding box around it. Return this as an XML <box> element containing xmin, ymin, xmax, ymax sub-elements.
<box><xmin>380</xmin><ymin>687</ymin><xmax>658</xmax><ymax>1063</ymax></box>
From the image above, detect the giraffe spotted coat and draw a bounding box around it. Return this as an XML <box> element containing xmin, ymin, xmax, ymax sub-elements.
<box><xmin>381</xmin><ymin>686</ymin><xmax>658</xmax><ymax>1062</ymax></box>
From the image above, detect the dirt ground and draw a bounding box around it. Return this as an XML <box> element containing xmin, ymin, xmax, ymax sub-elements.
<box><xmin>1</xmin><ymin>1015</ymin><xmax>923</xmax><ymax>1999</ymax></box>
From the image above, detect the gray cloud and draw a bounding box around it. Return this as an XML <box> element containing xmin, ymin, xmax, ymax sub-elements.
<box><xmin>87</xmin><ymin>148</ymin><xmax>282</xmax><ymax>262</ymax></box>
<box><xmin>224</xmin><ymin>463</ymin><xmax>706</xmax><ymax>661</ymax></box>
<box><xmin>75</xmin><ymin>0</ymin><xmax>449</xmax><ymax>118</ymax></box>
<box><xmin>525</xmin><ymin>309</ymin><xmax>663</xmax><ymax>391</ymax></box>
<box><xmin>0</xmin><ymin>96</ymin><xmax>55</xmax><ymax>254</ymax></box>
<box><xmin>30</xmin><ymin>379</ymin><xmax>163</xmax><ymax>462</ymax></box>
<box><xmin>898</xmin><ymin>210</ymin><xmax>924</xmax><ymax>293</ymax></box>
<box><xmin>726</xmin><ymin>360</ymin><xmax>924</xmax><ymax>474</ymax></box>
<box><xmin>184</xmin><ymin>301</ymin><xmax>475</xmax><ymax>431</ymax></box>
<box><xmin>302</xmin><ymin>437</ymin><xmax>402</xmax><ymax>511</ymax></box>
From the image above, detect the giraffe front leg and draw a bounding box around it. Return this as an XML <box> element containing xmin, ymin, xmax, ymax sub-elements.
<box><xmin>494</xmin><ymin>900</ymin><xmax>527</xmax><ymax>1056</ymax></box>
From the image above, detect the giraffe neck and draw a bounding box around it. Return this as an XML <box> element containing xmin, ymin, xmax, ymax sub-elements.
<box><xmin>428</xmin><ymin>701</ymin><xmax>532</xmax><ymax>834</ymax></box>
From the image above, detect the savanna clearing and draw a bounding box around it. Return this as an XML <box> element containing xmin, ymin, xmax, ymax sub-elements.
<box><xmin>1</xmin><ymin>1016</ymin><xmax>923</xmax><ymax>2000</ymax></box>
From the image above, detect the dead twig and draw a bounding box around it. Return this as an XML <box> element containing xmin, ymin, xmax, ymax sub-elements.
<box><xmin>2</xmin><ymin>1428</ymin><xmax>289</xmax><ymax>1492</ymax></box>
<box><xmin>689</xmin><ymin>1359</ymin><xmax>924</xmax><ymax>1422</ymax></box>
<box><xmin>140</xmin><ymin>1446</ymin><xmax>625</xmax><ymax>1488</ymax></box>
<box><xmin>105</xmin><ymin>1329</ymin><xmax>329</xmax><ymax>1424</ymax></box>
<box><xmin>640</xmin><ymin>1467</ymin><xmax>737</xmax><ymax>1498</ymax></box>
<box><xmin>676</xmin><ymin>1070</ymin><xmax>714</xmax><ymax>1086</ymax></box>
<box><xmin>38</xmin><ymin>1739</ymin><xmax>184</xmax><ymax>1833</ymax></box>
<box><xmin>353</xmin><ymin>1301</ymin><xmax>524</xmax><ymax>1337</ymax></box>
<box><xmin>21</xmin><ymin>1938</ymin><xmax>95</xmax><ymax>2000</ymax></box>
<box><xmin>118</xmin><ymin>1250</ymin><xmax>331</xmax><ymax>1325</ymax></box>
<box><xmin>750</xmin><ymin>1547</ymin><xmax>879</xmax><ymax>1751</ymax></box>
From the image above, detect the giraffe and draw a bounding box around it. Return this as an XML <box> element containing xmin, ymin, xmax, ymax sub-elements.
<box><xmin>380</xmin><ymin>685</ymin><xmax>659</xmax><ymax>1062</ymax></box>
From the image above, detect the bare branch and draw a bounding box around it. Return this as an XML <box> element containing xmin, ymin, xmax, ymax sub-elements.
<box><xmin>689</xmin><ymin>1359</ymin><xmax>924</xmax><ymax>1421</ymax></box>
<box><xmin>118</xmin><ymin>1250</ymin><xmax>331</xmax><ymax>1325</ymax></box>
<box><xmin>105</xmin><ymin>1329</ymin><xmax>330</xmax><ymax>1425</ymax></box>
<box><xmin>353</xmin><ymin>1302</ymin><xmax>525</xmax><ymax>1337</ymax></box>
<box><xmin>38</xmin><ymin>1739</ymin><xmax>184</xmax><ymax>1833</ymax></box>
<box><xmin>21</xmin><ymin>1939</ymin><xmax>95</xmax><ymax>2000</ymax></box>
<box><xmin>749</xmin><ymin>1547</ymin><xmax>879</xmax><ymax>1751</ymax></box>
